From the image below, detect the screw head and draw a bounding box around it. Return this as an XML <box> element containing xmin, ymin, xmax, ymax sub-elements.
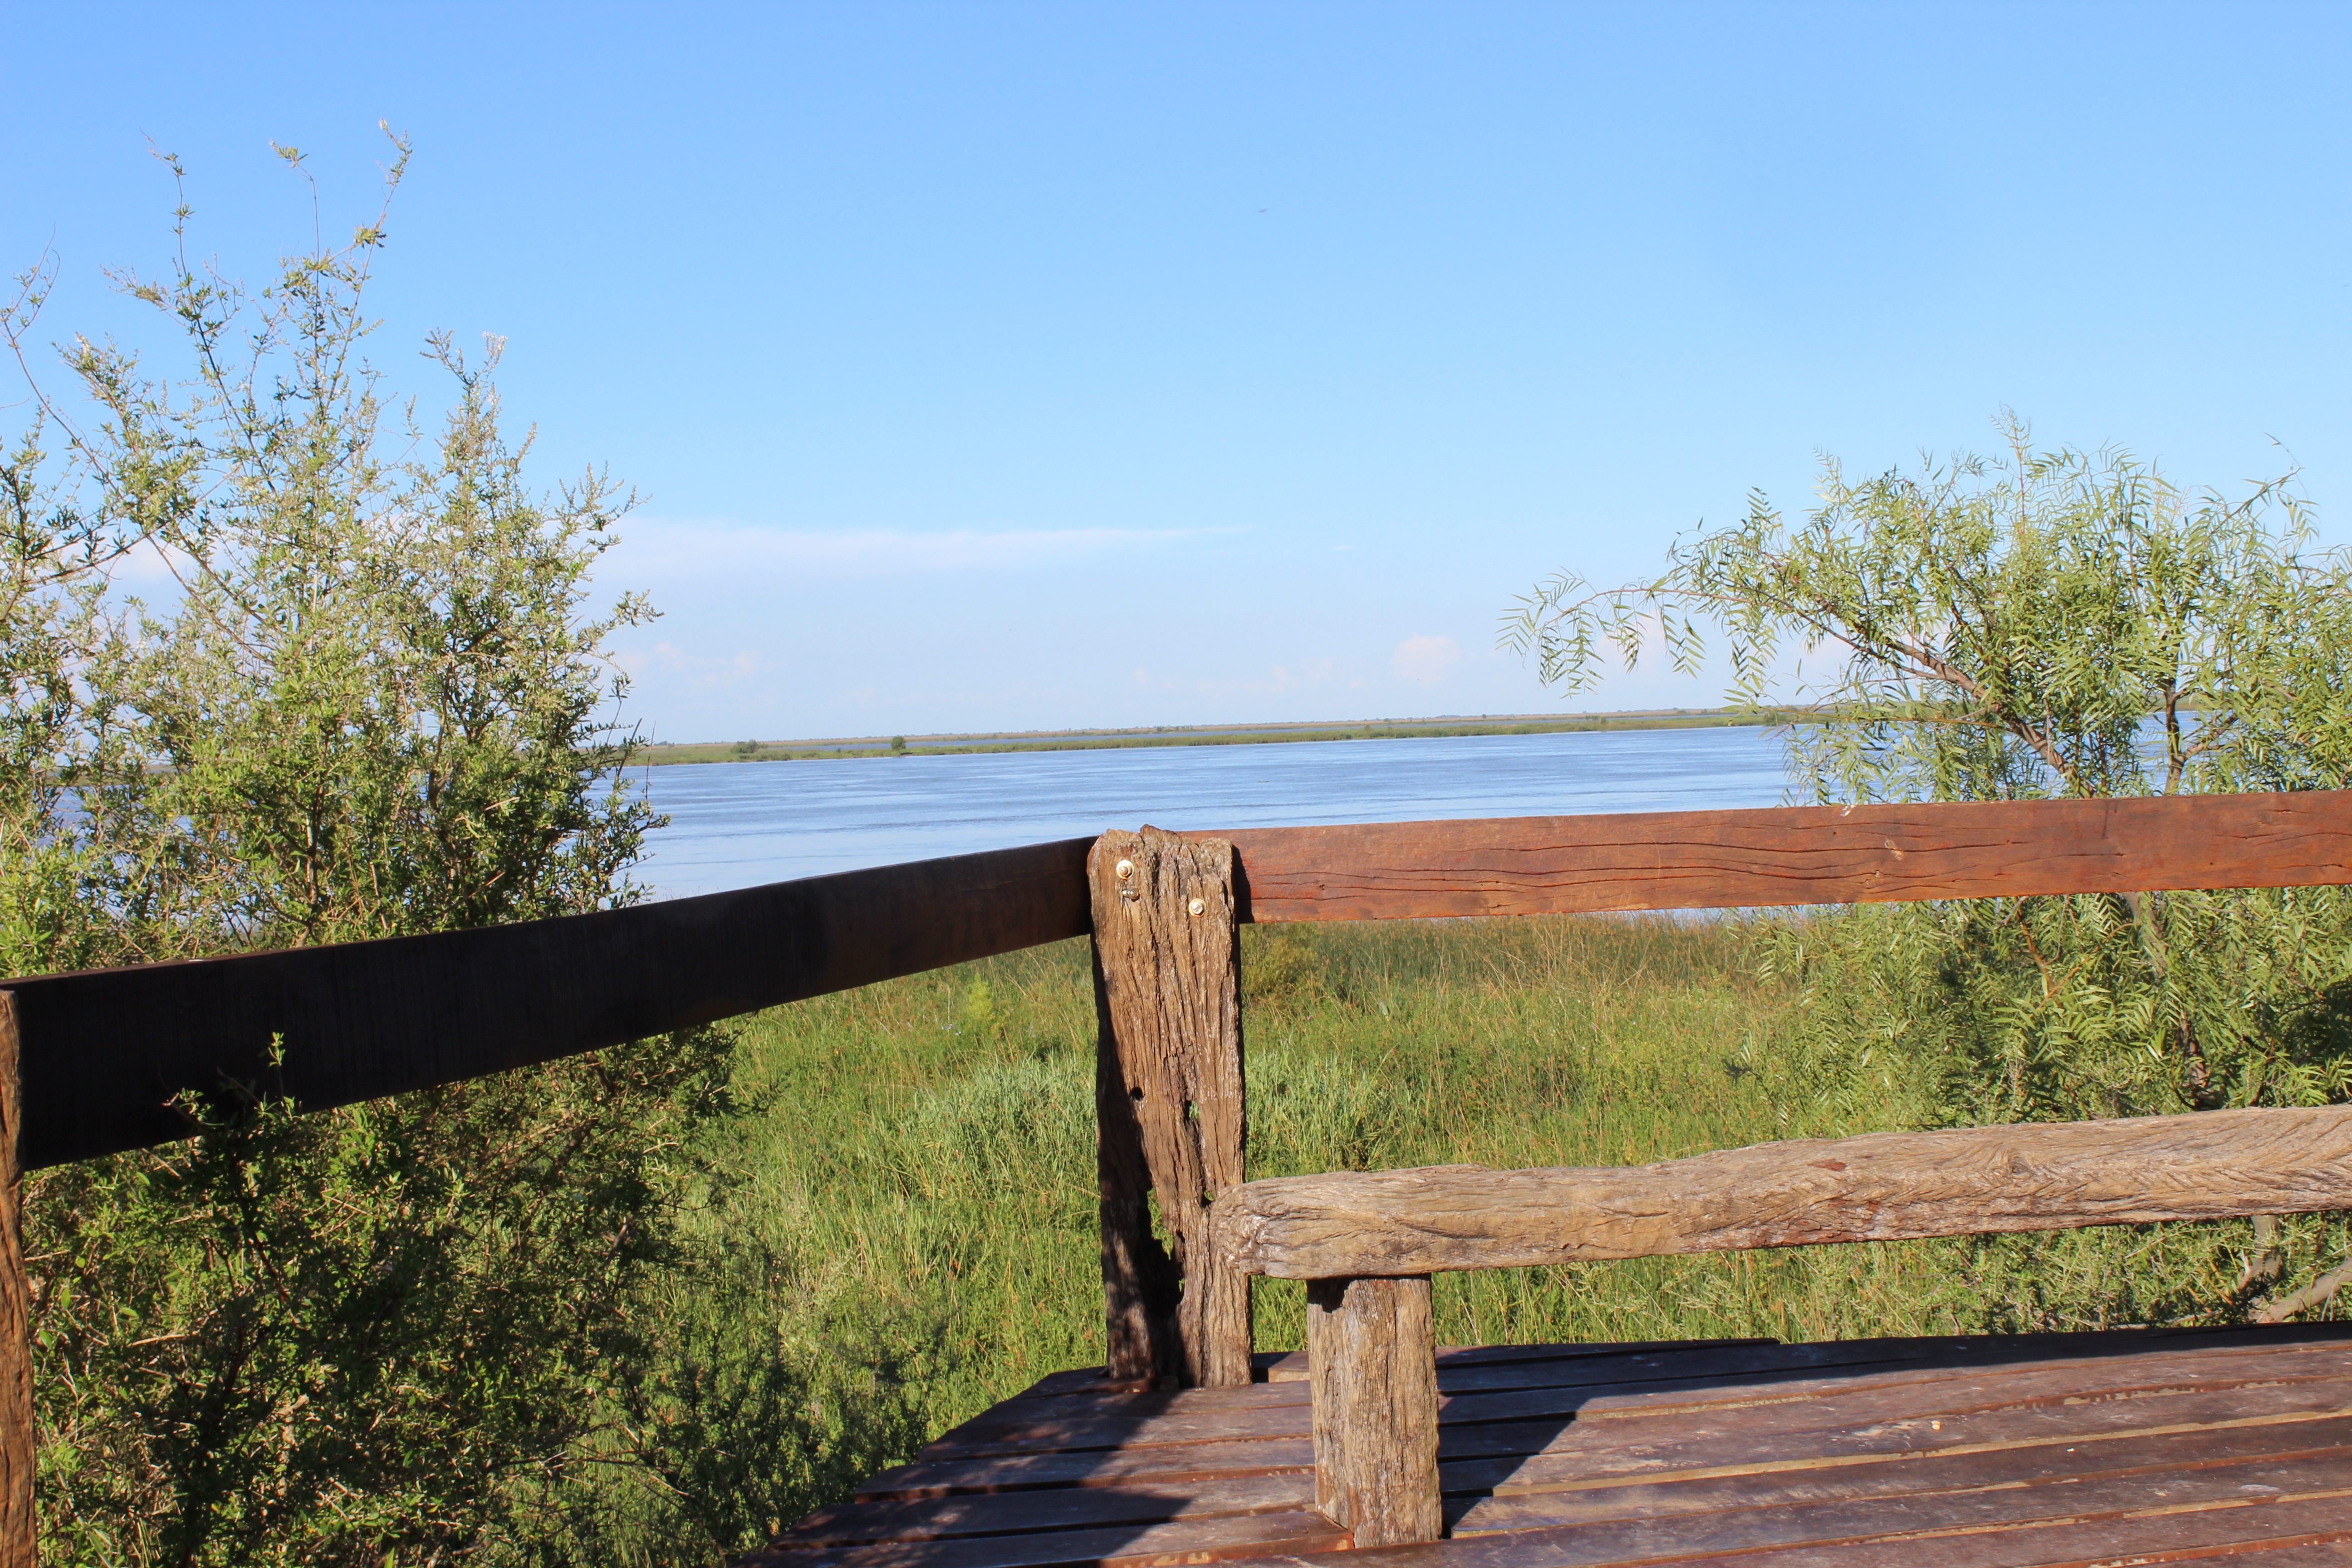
<box><xmin>1188</xmin><ymin>897</ymin><xmax>1205</xmax><ymax>916</ymax></box>
<box><xmin>1115</xmin><ymin>859</ymin><xmax>1135</xmax><ymax>880</ymax></box>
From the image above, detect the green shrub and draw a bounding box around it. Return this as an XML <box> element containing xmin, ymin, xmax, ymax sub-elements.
<box><xmin>4</xmin><ymin>137</ymin><xmax>736</xmax><ymax>1563</ymax></box>
<box><xmin>1514</xmin><ymin>422</ymin><xmax>2352</xmax><ymax>1325</ymax></box>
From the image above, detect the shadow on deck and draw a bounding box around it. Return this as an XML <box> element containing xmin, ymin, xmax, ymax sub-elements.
<box><xmin>745</xmin><ymin>1323</ymin><xmax>2352</xmax><ymax>1568</ymax></box>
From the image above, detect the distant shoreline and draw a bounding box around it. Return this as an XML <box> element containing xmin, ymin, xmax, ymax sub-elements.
<box><xmin>637</xmin><ymin>708</ymin><xmax>1795</xmax><ymax>764</ymax></box>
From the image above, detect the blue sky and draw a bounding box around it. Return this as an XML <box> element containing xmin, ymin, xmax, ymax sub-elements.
<box><xmin>6</xmin><ymin>2</ymin><xmax>2347</xmax><ymax>741</ymax></box>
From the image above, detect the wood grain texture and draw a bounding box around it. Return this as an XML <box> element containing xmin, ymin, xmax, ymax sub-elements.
<box><xmin>788</xmin><ymin>1329</ymin><xmax>2352</xmax><ymax>1568</ymax></box>
<box><xmin>906</xmin><ymin>1331</ymin><xmax>2352</xmax><ymax>1467</ymax></box>
<box><xmin>1307</xmin><ymin>1275</ymin><xmax>1441</xmax><ymax>1548</ymax></box>
<box><xmin>1090</xmin><ymin>944</ymin><xmax>1178</xmax><ymax>1385</ymax></box>
<box><xmin>0</xmin><ymin>995</ymin><xmax>28</xmax><ymax>1568</ymax></box>
<box><xmin>1460</xmin><ymin>1383</ymin><xmax>2352</xmax><ymax>1514</ymax></box>
<box><xmin>1450</xmin><ymin>1416</ymin><xmax>2352</xmax><ymax>1535</ymax></box>
<box><xmin>1214</xmin><ymin>1105</ymin><xmax>2352</xmax><ymax>1279</ymax></box>
<box><xmin>2</xmin><ymin>837</ymin><xmax>1092</xmax><ymax>1170</ymax></box>
<box><xmin>1258</xmin><ymin>1336</ymin><xmax>1775</xmax><ymax>1386</ymax></box>
<box><xmin>1229</xmin><ymin>1492</ymin><xmax>2352</xmax><ymax>1568</ymax></box>
<box><xmin>739</xmin><ymin>1507</ymin><xmax>1350</xmax><ymax>1568</ymax></box>
<box><xmin>853</xmin><ymin>1436</ymin><xmax>1316</xmax><ymax>1501</ymax></box>
<box><xmin>774</xmin><ymin>1471</ymin><xmax>1313</xmax><ymax>1547</ymax></box>
<box><xmin>1210</xmin><ymin>789</ymin><xmax>2352</xmax><ymax>922</ymax></box>
<box><xmin>1090</xmin><ymin>829</ymin><xmax>1251</xmax><ymax>1389</ymax></box>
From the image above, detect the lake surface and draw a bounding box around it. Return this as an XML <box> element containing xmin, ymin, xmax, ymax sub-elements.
<box><xmin>635</xmin><ymin>725</ymin><xmax>1790</xmax><ymax>897</ymax></box>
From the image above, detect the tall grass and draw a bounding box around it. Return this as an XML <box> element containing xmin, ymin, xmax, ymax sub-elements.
<box><xmin>554</xmin><ymin>914</ymin><xmax>2297</xmax><ymax>1560</ymax></box>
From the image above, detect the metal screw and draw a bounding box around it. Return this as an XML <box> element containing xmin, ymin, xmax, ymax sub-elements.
<box><xmin>1115</xmin><ymin>859</ymin><xmax>1134</xmax><ymax>880</ymax></box>
<box><xmin>1188</xmin><ymin>897</ymin><xmax>1205</xmax><ymax>916</ymax></box>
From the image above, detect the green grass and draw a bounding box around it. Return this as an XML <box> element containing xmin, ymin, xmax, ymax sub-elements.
<box><xmin>591</xmin><ymin>914</ymin><xmax>2022</xmax><ymax>1557</ymax></box>
<box><xmin>554</xmin><ymin>911</ymin><xmax>2339</xmax><ymax>1560</ymax></box>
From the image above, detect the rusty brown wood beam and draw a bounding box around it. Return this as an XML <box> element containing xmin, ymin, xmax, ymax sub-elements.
<box><xmin>1211</xmin><ymin>789</ymin><xmax>2352</xmax><ymax>921</ymax></box>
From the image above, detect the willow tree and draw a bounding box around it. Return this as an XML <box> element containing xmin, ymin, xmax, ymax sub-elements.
<box><xmin>4</xmin><ymin>137</ymin><xmax>738</xmax><ymax>1563</ymax></box>
<box><xmin>1504</xmin><ymin>422</ymin><xmax>2352</xmax><ymax>1324</ymax></box>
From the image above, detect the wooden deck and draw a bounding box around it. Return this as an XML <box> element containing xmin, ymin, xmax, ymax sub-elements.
<box><xmin>746</xmin><ymin>1323</ymin><xmax>2352</xmax><ymax>1568</ymax></box>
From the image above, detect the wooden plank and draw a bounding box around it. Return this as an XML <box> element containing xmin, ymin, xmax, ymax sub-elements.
<box><xmin>1214</xmin><ymin>1106</ymin><xmax>2352</xmax><ymax>1278</ymax></box>
<box><xmin>1308</xmin><ymin>1275</ymin><xmax>1441</xmax><ymax>1547</ymax></box>
<box><xmin>855</xmin><ymin>1437</ymin><xmax>1315</xmax><ymax>1501</ymax></box>
<box><xmin>2</xmin><ymin>837</ymin><xmax>1093</xmax><ymax>1169</ymax></box>
<box><xmin>1259</xmin><ymin>1337</ymin><xmax>1778</xmax><ymax>1383</ymax></box>
<box><xmin>0</xmin><ymin>995</ymin><xmax>29</xmax><ymax>1568</ymax></box>
<box><xmin>1090</xmin><ymin>828</ymin><xmax>1250</xmax><ymax>1388</ymax></box>
<box><xmin>1240</xmin><ymin>1493</ymin><xmax>2352</xmax><ymax>1568</ymax></box>
<box><xmin>930</xmin><ymin>1381</ymin><xmax>1308</xmax><ymax>1447</ymax></box>
<box><xmin>919</xmin><ymin>1388</ymin><xmax>1307</xmax><ymax>1460</ymax></box>
<box><xmin>1451</xmin><ymin>1414</ymin><xmax>2352</xmax><ymax>1534</ymax></box>
<box><xmin>946</xmin><ymin>1337</ymin><xmax>1974</xmax><ymax>1448</ymax></box>
<box><xmin>859</xmin><ymin>1337</ymin><xmax>2352</xmax><ymax>1501</ymax></box>
<box><xmin>1238</xmin><ymin>1453</ymin><xmax>2352</xmax><ymax>1567</ymax></box>
<box><xmin>1431</xmin><ymin>1340</ymin><xmax>2352</xmax><ymax>1446</ymax></box>
<box><xmin>1536</xmin><ymin>1448</ymin><xmax>2352</xmax><ymax>1561</ymax></box>
<box><xmin>919</xmin><ymin>1335</ymin><xmax>2352</xmax><ymax>1462</ymax></box>
<box><xmin>1212</xmin><ymin>790</ymin><xmax>2352</xmax><ymax>922</ymax></box>
<box><xmin>738</xmin><ymin>1507</ymin><xmax>1349</xmax><ymax>1568</ymax></box>
<box><xmin>776</xmin><ymin>1472</ymin><xmax>1313</xmax><ymax>1547</ymax></box>
<box><xmin>1379</xmin><ymin>1326</ymin><xmax>2329</xmax><ymax>1398</ymax></box>
<box><xmin>1451</xmin><ymin>1375</ymin><xmax>2352</xmax><ymax>1494</ymax></box>
<box><xmin>1014</xmin><ymin>1351</ymin><xmax>1296</xmax><ymax>1400</ymax></box>
<box><xmin>1024</xmin><ymin>1324</ymin><xmax>2337</xmax><ymax>1398</ymax></box>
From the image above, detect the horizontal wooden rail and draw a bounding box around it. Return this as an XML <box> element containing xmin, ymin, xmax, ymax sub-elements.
<box><xmin>14</xmin><ymin>790</ymin><xmax>2352</xmax><ymax>1172</ymax></box>
<box><xmin>1212</xmin><ymin>1105</ymin><xmax>2352</xmax><ymax>1279</ymax></box>
<box><xmin>1213</xmin><ymin>789</ymin><xmax>2352</xmax><ymax>921</ymax></box>
<box><xmin>0</xmin><ymin>838</ymin><xmax>1093</xmax><ymax>1170</ymax></box>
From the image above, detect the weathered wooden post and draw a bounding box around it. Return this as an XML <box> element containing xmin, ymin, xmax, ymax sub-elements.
<box><xmin>1089</xmin><ymin>827</ymin><xmax>1251</xmax><ymax>1388</ymax></box>
<box><xmin>1305</xmin><ymin>1275</ymin><xmax>1442</xmax><ymax>1547</ymax></box>
<box><xmin>0</xmin><ymin>992</ymin><xmax>33</xmax><ymax>1564</ymax></box>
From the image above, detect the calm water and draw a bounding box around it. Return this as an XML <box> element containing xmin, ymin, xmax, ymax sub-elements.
<box><xmin>634</xmin><ymin>725</ymin><xmax>1789</xmax><ymax>897</ymax></box>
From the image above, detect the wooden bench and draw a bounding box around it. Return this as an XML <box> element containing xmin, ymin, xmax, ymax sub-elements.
<box><xmin>1066</xmin><ymin>793</ymin><xmax>2352</xmax><ymax>1559</ymax></box>
<box><xmin>1209</xmin><ymin>1109</ymin><xmax>2352</xmax><ymax>1545</ymax></box>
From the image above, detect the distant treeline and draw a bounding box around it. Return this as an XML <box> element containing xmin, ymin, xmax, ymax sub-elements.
<box><xmin>642</xmin><ymin>709</ymin><xmax>1798</xmax><ymax>765</ymax></box>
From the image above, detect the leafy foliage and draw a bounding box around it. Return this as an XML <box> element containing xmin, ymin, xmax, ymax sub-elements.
<box><xmin>1508</xmin><ymin>420</ymin><xmax>2352</xmax><ymax>1324</ymax></box>
<box><xmin>4</xmin><ymin>137</ymin><xmax>740</xmax><ymax>1562</ymax></box>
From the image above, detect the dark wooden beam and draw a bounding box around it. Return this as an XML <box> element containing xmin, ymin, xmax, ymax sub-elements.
<box><xmin>2</xmin><ymin>838</ymin><xmax>1093</xmax><ymax>1170</ymax></box>
<box><xmin>1212</xmin><ymin>790</ymin><xmax>2352</xmax><ymax>922</ymax></box>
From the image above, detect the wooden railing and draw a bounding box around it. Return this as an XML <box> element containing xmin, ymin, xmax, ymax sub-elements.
<box><xmin>4</xmin><ymin>789</ymin><xmax>2352</xmax><ymax>1560</ymax></box>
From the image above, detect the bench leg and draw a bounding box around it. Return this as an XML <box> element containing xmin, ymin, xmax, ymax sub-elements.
<box><xmin>1306</xmin><ymin>1275</ymin><xmax>1441</xmax><ymax>1547</ymax></box>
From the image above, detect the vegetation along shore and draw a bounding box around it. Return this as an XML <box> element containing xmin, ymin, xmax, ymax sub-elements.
<box><xmin>646</xmin><ymin>706</ymin><xmax>1796</xmax><ymax>764</ymax></box>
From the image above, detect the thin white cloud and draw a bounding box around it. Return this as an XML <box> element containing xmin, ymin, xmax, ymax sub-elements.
<box><xmin>1127</xmin><ymin>658</ymin><xmax>1366</xmax><ymax>699</ymax></box>
<box><xmin>1392</xmin><ymin>633</ymin><xmax>1462</xmax><ymax>686</ymax></box>
<box><xmin>615</xmin><ymin>642</ymin><xmax>765</xmax><ymax>689</ymax></box>
<box><xmin>608</xmin><ymin>519</ymin><xmax>1247</xmax><ymax>580</ymax></box>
